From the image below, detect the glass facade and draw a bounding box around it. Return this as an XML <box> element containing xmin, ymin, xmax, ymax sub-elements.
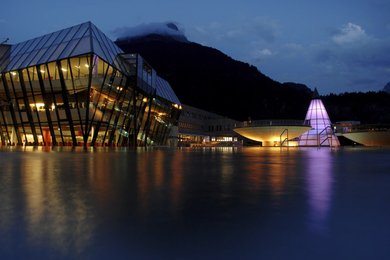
<box><xmin>0</xmin><ymin>22</ymin><xmax>181</xmax><ymax>147</ymax></box>
<box><xmin>298</xmin><ymin>97</ymin><xmax>339</xmax><ymax>147</ymax></box>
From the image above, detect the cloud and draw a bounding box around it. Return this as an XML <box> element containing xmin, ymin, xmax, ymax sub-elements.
<box><xmin>248</xmin><ymin>21</ymin><xmax>390</xmax><ymax>93</ymax></box>
<box><xmin>112</xmin><ymin>22</ymin><xmax>187</xmax><ymax>41</ymax></box>
<box><xmin>332</xmin><ymin>23</ymin><xmax>367</xmax><ymax>44</ymax></box>
<box><xmin>254</xmin><ymin>48</ymin><xmax>273</xmax><ymax>58</ymax></box>
<box><xmin>190</xmin><ymin>19</ymin><xmax>389</xmax><ymax>93</ymax></box>
<box><xmin>191</xmin><ymin>16</ymin><xmax>278</xmax><ymax>44</ymax></box>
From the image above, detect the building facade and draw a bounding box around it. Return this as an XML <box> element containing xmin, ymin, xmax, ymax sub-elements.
<box><xmin>178</xmin><ymin>104</ymin><xmax>241</xmax><ymax>147</ymax></box>
<box><xmin>0</xmin><ymin>22</ymin><xmax>181</xmax><ymax>147</ymax></box>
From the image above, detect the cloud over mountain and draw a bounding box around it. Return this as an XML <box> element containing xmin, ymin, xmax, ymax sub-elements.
<box><xmin>113</xmin><ymin>22</ymin><xmax>188</xmax><ymax>42</ymax></box>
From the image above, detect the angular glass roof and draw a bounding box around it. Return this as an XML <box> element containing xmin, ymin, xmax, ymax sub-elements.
<box><xmin>0</xmin><ymin>22</ymin><xmax>180</xmax><ymax>105</ymax></box>
<box><xmin>0</xmin><ymin>21</ymin><xmax>124</xmax><ymax>72</ymax></box>
<box><xmin>156</xmin><ymin>76</ymin><xmax>181</xmax><ymax>105</ymax></box>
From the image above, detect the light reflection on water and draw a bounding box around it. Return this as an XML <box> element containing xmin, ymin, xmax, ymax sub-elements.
<box><xmin>304</xmin><ymin>148</ymin><xmax>333</xmax><ymax>234</ymax></box>
<box><xmin>0</xmin><ymin>147</ymin><xmax>389</xmax><ymax>259</ymax></box>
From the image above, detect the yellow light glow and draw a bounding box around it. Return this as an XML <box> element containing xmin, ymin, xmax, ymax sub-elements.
<box><xmin>30</xmin><ymin>103</ymin><xmax>45</xmax><ymax>107</ymax></box>
<box><xmin>85</xmin><ymin>64</ymin><xmax>89</xmax><ymax>68</ymax></box>
<box><xmin>61</xmin><ymin>68</ymin><xmax>67</xmax><ymax>72</ymax></box>
<box><xmin>142</xmin><ymin>97</ymin><xmax>148</xmax><ymax>102</ymax></box>
<box><xmin>40</xmin><ymin>70</ymin><xmax>45</xmax><ymax>73</ymax></box>
<box><xmin>11</xmin><ymin>72</ymin><xmax>17</xmax><ymax>76</ymax></box>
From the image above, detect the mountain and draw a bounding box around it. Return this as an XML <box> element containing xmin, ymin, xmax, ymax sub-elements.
<box><xmin>323</xmin><ymin>92</ymin><xmax>390</xmax><ymax>123</ymax></box>
<box><xmin>116</xmin><ymin>35</ymin><xmax>312</xmax><ymax>121</ymax></box>
<box><xmin>384</xmin><ymin>82</ymin><xmax>390</xmax><ymax>94</ymax></box>
<box><xmin>116</xmin><ymin>32</ymin><xmax>390</xmax><ymax>123</ymax></box>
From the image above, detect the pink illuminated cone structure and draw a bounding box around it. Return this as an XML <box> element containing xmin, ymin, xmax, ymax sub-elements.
<box><xmin>299</xmin><ymin>89</ymin><xmax>340</xmax><ymax>147</ymax></box>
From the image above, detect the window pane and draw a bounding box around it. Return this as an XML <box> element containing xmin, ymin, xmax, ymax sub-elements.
<box><xmin>48</xmin><ymin>42</ymin><xmax>68</xmax><ymax>61</ymax></box>
<box><xmin>52</xmin><ymin>27</ymin><xmax>71</xmax><ymax>46</ymax></box>
<box><xmin>72</xmin><ymin>23</ymin><xmax>89</xmax><ymax>39</ymax></box>
<box><xmin>70</xmin><ymin>37</ymin><xmax>91</xmax><ymax>57</ymax></box>
<box><xmin>20</xmin><ymin>50</ymin><xmax>39</xmax><ymax>68</ymax></box>
<box><xmin>10</xmin><ymin>42</ymin><xmax>25</xmax><ymax>58</ymax></box>
<box><xmin>62</xmin><ymin>25</ymin><xmax>80</xmax><ymax>42</ymax></box>
<box><xmin>92</xmin><ymin>37</ymin><xmax>108</xmax><ymax>63</ymax></box>
<box><xmin>42</xmin><ymin>31</ymin><xmax>61</xmax><ymax>48</ymax></box>
<box><xmin>28</xmin><ymin>48</ymin><xmax>49</xmax><ymax>67</ymax></box>
<box><xmin>10</xmin><ymin>53</ymin><xmax>29</xmax><ymax>70</ymax></box>
<box><xmin>36</xmin><ymin>45</ymin><xmax>58</xmax><ymax>64</ymax></box>
<box><xmin>58</xmin><ymin>39</ymin><xmax>79</xmax><ymax>60</ymax></box>
<box><xmin>34</xmin><ymin>34</ymin><xmax>52</xmax><ymax>50</ymax></box>
<box><xmin>25</xmin><ymin>37</ymin><xmax>41</xmax><ymax>53</ymax></box>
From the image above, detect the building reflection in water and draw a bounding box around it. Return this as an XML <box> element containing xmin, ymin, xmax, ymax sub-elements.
<box><xmin>219</xmin><ymin>150</ymin><xmax>235</xmax><ymax>196</ymax></box>
<box><xmin>304</xmin><ymin>148</ymin><xmax>334</xmax><ymax>234</ymax></box>
<box><xmin>242</xmin><ymin>148</ymin><xmax>292</xmax><ymax>205</ymax></box>
<box><xmin>0</xmin><ymin>156</ymin><xmax>18</xmax><ymax>232</ymax></box>
<box><xmin>21</xmin><ymin>153</ymin><xmax>95</xmax><ymax>255</ymax></box>
<box><xmin>135</xmin><ymin>149</ymin><xmax>185</xmax><ymax>218</ymax></box>
<box><xmin>170</xmin><ymin>150</ymin><xmax>184</xmax><ymax>216</ymax></box>
<box><xmin>0</xmin><ymin>146</ymin><xmax>337</xmax><ymax>257</ymax></box>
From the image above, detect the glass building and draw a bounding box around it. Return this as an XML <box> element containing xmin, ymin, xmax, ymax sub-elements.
<box><xmin>0</xmin><ymin>22</ymin><xmax>181</xmax><ymax>147</ymax></box>
<box><xmin>298</xmin><ymin>89</ymin><xmax>339</xmax><ymax>147</ymax></box>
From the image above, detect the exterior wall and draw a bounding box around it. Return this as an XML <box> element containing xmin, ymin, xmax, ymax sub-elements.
<box><xmin>178</xmin><ymin>104</ymin><xmax>241</xmax><ymax>147</ymax></box>
<box><xmin>0</xmin><ymin>54</ymin><xmax>180</xmax><ymax>147</ymax></box>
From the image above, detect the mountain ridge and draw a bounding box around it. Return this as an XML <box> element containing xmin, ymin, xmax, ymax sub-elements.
<box><xmin>115</xmin><ymin>33</ymin><xmax>390</xmax><ymax>123</ymax></box>
<box><xmin>116</xmin><ymin>35</ymin><xmax>312</xmax><ymax>121</ymax></box>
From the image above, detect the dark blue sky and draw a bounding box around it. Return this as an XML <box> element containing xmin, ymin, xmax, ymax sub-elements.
<box><xmin>1</xmin><ymin>0</ymin><xmax>390</xmax><ymax>93</ymax></box>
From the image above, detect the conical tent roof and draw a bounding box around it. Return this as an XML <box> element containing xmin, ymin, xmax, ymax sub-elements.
<box><xmin>299</xmin><ymin>90</ymin><xmax>339</xmax><ymax>147</ymax></box>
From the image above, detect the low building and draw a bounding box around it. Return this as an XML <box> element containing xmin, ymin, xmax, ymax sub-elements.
<box><xmin>178</xmin><ymin>104</ymin><xmax>241</xmax><ymax>147</ymax></box>
<box><xmin>233</xmin><ymin>119</ymin><xmax>311</xmax><ymax>146</ymax></box>
<box><xmin>334</xmin><ymin>121</ymin><xmax>390</xmax><ymax>146</ymax></box>
<box><xmin>0</xmin><ymin>22</ymin><xmax>181</xmax><ymax>147</ymax></box>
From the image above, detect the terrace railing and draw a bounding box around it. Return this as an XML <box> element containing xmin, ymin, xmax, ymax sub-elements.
<box><xmin>242</xmin><ymin>119</ymin><xmax>310</xmax><ymax>127</ymax></box>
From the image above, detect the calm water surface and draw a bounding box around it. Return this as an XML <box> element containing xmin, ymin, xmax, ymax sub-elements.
<box><xmin>0</xmin><ymin>147</ymin><xmax>389</xmax><ymax>259</ymax></box>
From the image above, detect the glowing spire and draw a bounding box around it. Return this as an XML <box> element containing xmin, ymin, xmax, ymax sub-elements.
<box><xmin>299</xmin><ymin>89</ymin><xmax>340</xmax><ymax>147</ymax></box>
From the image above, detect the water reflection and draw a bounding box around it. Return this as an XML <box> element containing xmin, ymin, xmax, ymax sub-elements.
<box><xmin>303</xmin><ymin>148</ymin><xmax>334</xmax><ymax>234</ymax></box>
<box><xmin>2</xmin><ymin>147</ymin><xmax>388</xmax><ymax>259</ymax></box>
<box><xmin>0</xmin><ymin>155</ymin><xmax>18</xmax><ymax>232</ymax></box>
<box><xmin>22</xmin><ymin>153</ymin><xmax>95</xmax><ymax>254</ymax></box>
<box><xmin>241</xmin><ymin>148</ymin><xmax>297</xmax><ymax>205</ymax></box>
<box><xmin>170</xmin><ymin>150</ymin><xmax>184</xmax><ymax>216</ymax></box>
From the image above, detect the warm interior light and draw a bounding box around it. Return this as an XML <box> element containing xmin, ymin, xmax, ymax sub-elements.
<box><xmin>11</xmin><ymin>72</ymin><xmax>17</xmax><ymax>76</ymax></box>
<box><xmin>61</xmin><ymin>68</ymin><xmax>67</xmax><ymax>72</ymax></box>
<box><xmin>30</xmin><ymin>103</ymin><xmax>45</xmax><ymax>107</ymax></box>
<box><xmin>85</xmin><ymin>64</ymin><xmax>89</xmax><ymax>68</ymax></box>
<box><xmin>142</xmin><ymin>97</ymin><xmax>148</xmax><ymax>102</ymax></box>
<box><xmin>40</xmin><ymin>70</ymin><xmax>45</xmax><ymax>73</ymax></box>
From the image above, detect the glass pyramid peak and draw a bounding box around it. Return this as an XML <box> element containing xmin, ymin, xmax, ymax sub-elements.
<box><xmin>299</xmin><ymin>97</ymin><xmax>340</xmax><ymax>147</ymax></box>
<box><xmin>1</xmin><ymin>21</ymin><xmax>124</xmax><ymax>72</ymax></box>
